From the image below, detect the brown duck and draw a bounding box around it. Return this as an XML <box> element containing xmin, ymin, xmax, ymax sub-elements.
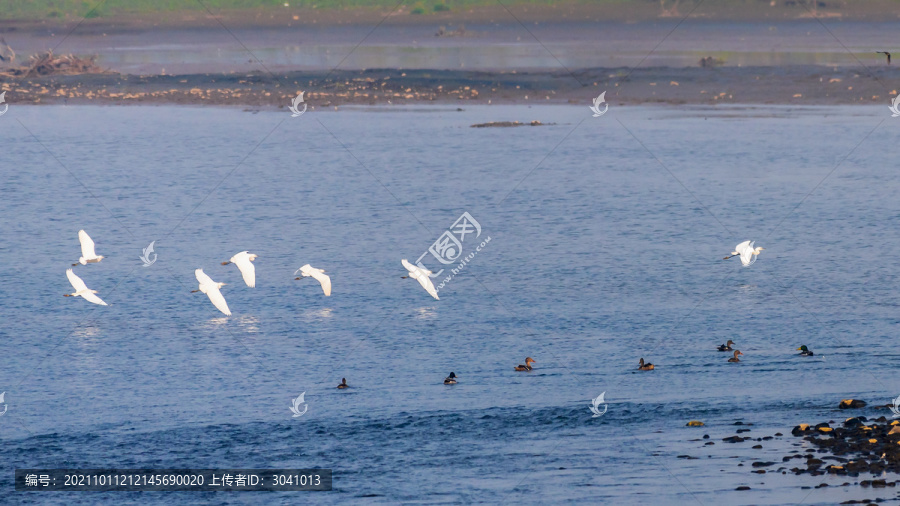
<box><xmin>728</xmin><ymin>350</ymin><xmax>743</xmax><ymax>363</ymax></box>
<box><xmin>637</xmin><ymin>358</ymin><xmax>655</xmax><ymax>371</ymax></box>
<box><xmin>514</xmin><ymin>357</ymin><xmax>536</xmax><ymax>371</ymax></box>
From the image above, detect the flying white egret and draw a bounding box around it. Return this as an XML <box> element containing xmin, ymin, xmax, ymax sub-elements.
<box><xmin>192</xmin><ymin>268</ymin><xmax>231</xmax><ymax>316</ymax></box>
<box><xmin>73</xmin><ymin>229</ymin><xmax>104</xmax><ymax>265</ymax></box>
<box><xmin>401</xmin><ymin>259</ymin><xmax>439</xmax><ymax>300</ymax></box>
<box><xmin>64</xmin><ymin>268</ymin><xmax>108</xmax><ymax>305</ymax></box>
<box><xmin>221</xmin><ymin>251</ymin><xmax>258</xmax><ymax>288</ymax></box>
<box><xmin>723</xmin><ymin>240</ymin><xmax>764</xmax><ymax>267</ymax></box>
<box><xmin>294</xmin><ymin>264</ymin><xmax>331</xmax><ymax>296</ymax></box>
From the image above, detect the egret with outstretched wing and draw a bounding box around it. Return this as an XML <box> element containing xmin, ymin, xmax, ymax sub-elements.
<box><xmin>401</xmin><ymin>259</ymin><xmax>439</xmax><ymax>300</ymax></box>
<box><xmin>192</xmin><ymin>268</ymin><xmax>231</xmax><ymax>315</ymax></box>
<box><xmin>723</xmin><ymin>240</ymin><xmax>764</xmax><ymax>267</ymax></box>
<box><xmin>64</xmin><ymin>268</ymin><xmax>107</xmax><ymax>305</ymax></box>
<box><xmin>222</xmin><ymin>251</ymin><xmax>257</xmax><ymax>288</ymax></box>
<box><xmin>294</xmin><ymin>264</ymin><xmax>331</xmax><ymax>296</ymax></box>
<box><xmin>74</xmin><ymin>230</ymin><xmax>104</xmax><ymax>265</ymax></box>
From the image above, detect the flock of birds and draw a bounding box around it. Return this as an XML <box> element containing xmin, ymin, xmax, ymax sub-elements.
<box><xmin>633</xmin><ymin>340</ymin><xmax>814</xmax><ymax>372</ymax></box>
<box><xmin>63</xmin><ymin>232</ymin><xmax>799</xmax><ymax>384</ymax></box>
<box><xmin>63</xmin><ymin>230</ymin><xmax>443</xmax><ymax>315</ymax></box>
<box><xmin>632</xmin><ymin>242</ymin><xmax>815</xmax><ymax>370</ymax></box>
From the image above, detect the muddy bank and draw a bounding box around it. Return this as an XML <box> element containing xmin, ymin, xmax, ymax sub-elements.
<box><xmin>1</xmin><ymin>65</ymin><xmax>898</xmax><ymax>107</ymax></box>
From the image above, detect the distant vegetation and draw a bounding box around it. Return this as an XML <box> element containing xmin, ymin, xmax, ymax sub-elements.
<box><xmin>3</xmin><ymin>0</ymin><xmax>597</xmax><ymax>20</ymax></box>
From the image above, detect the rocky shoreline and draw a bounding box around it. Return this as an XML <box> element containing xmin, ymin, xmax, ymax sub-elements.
<box><xmin>1</xmin><ymin>64</ymin><xmax>898</xmax><ymax>108</ymax></box>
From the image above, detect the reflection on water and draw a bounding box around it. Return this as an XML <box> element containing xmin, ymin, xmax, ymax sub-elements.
<box><xmin>414</xmin><ymin>307</ymin><xmax>437</xmax><ymax>319</ymax></box>
<box><xmin>305</xmin><ymin>308</ymin><xmax>333</xmax><ymax>319</ymax></box>
<box><xmin>237</xmin><ymin>315</ymin><xmax>259</xmax><ymax>333</ymax></box>
<box><xmin>72</xmin><ymin>324</ymin><xmax>101</xmax><ymax>340</ymax></box>
<box><xmin>204</xmin><ymin>317</ymin><xmax>230</xmax><ymax>327</ymax></box>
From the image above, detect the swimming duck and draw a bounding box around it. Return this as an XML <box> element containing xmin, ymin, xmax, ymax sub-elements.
<box><xmin>514</xmin><ymin>357</ymin><xmax>536</xmax><ymax>371</ymax></box>
<box><xmin>728</xmin><ymin>350</ymin><xmax>743</xmax><ymax>362</ymax></box>
<box><xmin>637</xmin><ymin>358</ymin><xmax>654</xmax><ymax>371</ymax></box>
<box><xmin>717</xmin><ymin>340</ymin><xmax>735</xmax><ymax>351</ymax></box>
<box><xmin>797</xmin><ymin>345</ymin><xmax>814</xmax><ymax>356</ymax></box>
<box><xmin>337</xmin><ymin>378</ymin><xmax>348</xmax><ymax>389</ymax></box>
<box><xmin>444</xmin><ymin>372</ymin><xmax>457</xmax><ymax>385</ymax></box>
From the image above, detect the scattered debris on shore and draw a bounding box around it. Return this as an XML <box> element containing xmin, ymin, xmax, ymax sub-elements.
<box><xmin>435</xmin><ymin>25</ymin><xmax>466</xmax><ymax>37</ymax></box>
<box><xmin>471</xmin><ymin>120</ymin><xmax>543</xmax><ymax>128</ymax></box>
<box><xmin>1</xmin><ymin>50</ymin><xmax>108</xmax><ymax>77</ymax></box>
<box><xmin>0</xmin><ymin>65</ymin><xmax>896</xmax><ymax>107</ymax></box>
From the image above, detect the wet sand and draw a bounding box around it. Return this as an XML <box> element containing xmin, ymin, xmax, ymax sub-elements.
<box><xmin>3</xmin><ymin>65</ymin><xmax>898</xmax><ymax>108</ymax></box>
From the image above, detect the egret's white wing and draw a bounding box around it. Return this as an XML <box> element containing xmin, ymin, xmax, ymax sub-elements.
<box><xmin>81</xmin><ymin>291</ymin><xmax>108</xmax><ymax>306</ymax></box>
<box><xmin>738</xmin><ymin>241</ymin><xmax>755</xmax><ymax>266</ymax></box>
<box><xmin>195</xmin><ymin>268</ymin><xmax>216</xmax><ymax>286</ymax></box>
<box><xmin>401</xmin><ymin>259</ymin><xmax>417</xmax><ymax>274</ymax></box>
<box><xmin>302</xmin><ymin>266</ymin><xmax>331</xmax><ymax>296</ymax></box>
<box><xmin>414</xmin><ymin>272</ymin><xmax>439</xmax><ymax>300</ymax></box>
<box><xmin>401</xmin><ymin>259</ymin><xmax>433</xmax><ymax>276</ymax></box>
<box><xmin>205</xmin><ymin>286</ymin><xmax>232</xmax><ymax>316</ymax></box>
<box><xmin>66</xmin><ymin>268</ymin><xmax>89</xmax><ymax>292</ymax></box>
<box><xmin>232</xmin><ymin>252</ymin><xmax>256</xmax><ymax>288</ymax></box>
<box><xmin>422</xmin><ymin>279</ymin><xmax>439</xmax><ymax>299</ymax></box>
<box><xmin>78</xmin><ymin>230</ymin><xmax>97</xmax><ymax>258</ymax></box>
<box><xmin>733</xmin><ymin>240</ymin><xmax>750</xmax><ymax>253</ymax></box>
<box><xmin>401</xmin><ymin>259</ymin><xmax>439</xmax><ymax>300</ymax></box>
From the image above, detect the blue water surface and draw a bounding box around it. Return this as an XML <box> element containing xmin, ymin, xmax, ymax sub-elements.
<box><xmin>0</xmin><ymin>103</ymin><xmax>898</xmax><ymax>504</ymax></box>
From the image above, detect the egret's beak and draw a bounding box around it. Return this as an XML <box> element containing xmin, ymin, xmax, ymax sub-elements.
<box><xmin>294</xmin><ymin>277</ymin><xmax>301</xmax><ymax>280</ymax></box>
<box><xmin>221</xmin><ymin>261</ymin><xmax>230</xmax><ymax>265</ymax></box>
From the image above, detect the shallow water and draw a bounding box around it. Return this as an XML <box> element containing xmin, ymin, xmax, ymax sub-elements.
<box><xmin>1</xmin><ymin>103</ymin><xmax>899</xmax><ymax>504</ymax></box>
<box><xmin>12</xmin><ymin>21</ymin><xmax>900</xmax><ymax>73</ymax></box>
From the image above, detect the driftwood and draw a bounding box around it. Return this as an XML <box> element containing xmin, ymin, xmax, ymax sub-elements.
<box><xmin>471</xmin><ymin>120</ymin><xmax>543</xmax><ymax>128</ymax></box>
<box><xmin>1</xmin><ymin>50</ymin><xmax>107</xmax><ymax>77</ymax></box>
<box><xmin>0</xmin><ymin>37</ymin><xmax>14</xmax><ymax>63</ymax></box>
<box><xmin>699</xmin><ymin>56</ymin><xmax>725</xmax><ymax>68</ymax></box>
<box><xmin>435</xmin><ymin>25</ymin><xmax>466</xmax><ymax>37</ymax></box>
